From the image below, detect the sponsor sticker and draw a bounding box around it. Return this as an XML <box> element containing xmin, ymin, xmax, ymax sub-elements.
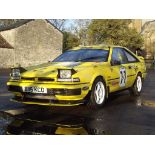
<box><xmin>119</xmin><ymin>67</ymin><xmax>127</xmax><ymax>87</ymax></box>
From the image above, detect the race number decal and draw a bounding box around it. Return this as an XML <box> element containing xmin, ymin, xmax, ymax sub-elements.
<box><xmin>119</xmin><ymin>67</ymin><xmax>127</xmax><ymax>87</ymax></box>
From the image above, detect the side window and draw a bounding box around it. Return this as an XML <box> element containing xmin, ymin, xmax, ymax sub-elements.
<box><xmin>111</xmin><ymin>48</ymin><xmax>128</xmax><ymax>65</ymax></box>
<box><xmin>123</xmin><ymin>49</ymin><xmax>139</xmax><ymax>63</ymax></box>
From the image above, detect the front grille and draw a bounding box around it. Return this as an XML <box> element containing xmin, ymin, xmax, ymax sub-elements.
<box><xmin>21</xmin><ymin>77</ymin><xmax>55</xmax><ymax>82</ymax></box>
<box><xmin>21</xmin><ymin>77</ymin><xmax>35</xmax><ymax>81</ymax></box>
<box><xmin>38</xmin><ymin>77</ymin><xmax>54</xmax><ymax>82</ymax></box>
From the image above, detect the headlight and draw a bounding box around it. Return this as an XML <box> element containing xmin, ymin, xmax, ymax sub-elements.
<box><xmin>10</xmin><ymin>68</ymin><xmax>21</xmax><ymax>80</ymax></box>
<box><xmin>59</xmin><ymin>69</ymin><xmax>72</xmax><ymax>79</ymax></box>
<box><xmin>57</xmin><ymin>69</ymin><xmax>80</xmax><ymax>82</ymax></box>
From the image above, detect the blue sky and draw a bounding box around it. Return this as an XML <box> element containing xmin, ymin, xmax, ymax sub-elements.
<box><xmin>64</xmin><ymin>19</ymin><xmax>75</xmax><ymax>29</ymax></box>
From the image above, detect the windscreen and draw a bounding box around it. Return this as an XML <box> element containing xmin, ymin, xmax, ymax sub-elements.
<box><xmin>53</xmin><ymin>49</ymin><xmax>109</xmax><ymax>62</ymax></box>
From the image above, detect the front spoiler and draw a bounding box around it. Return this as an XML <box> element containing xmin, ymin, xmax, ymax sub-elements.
<box><xmin>11</xmin><ymin>97</ymin><xmax>85</xmax><ymax>106</ymax></box>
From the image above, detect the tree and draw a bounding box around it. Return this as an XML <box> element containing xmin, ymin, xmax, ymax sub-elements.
<box><xmin>0</xmin><ymin>19</ymin><xmax>25</xmax><ymax>28</ymax></box>
<box><xmin>68</xmin><ymin>19</ymin><xmax>91</xmax><ymax>45</ymax></box>
<box><xmin>49</xmin><ymin>19</ymin><xmax>67</xmax><ymax>31</ymax></box>
<box><xmin>87</xmin><ymin>19</ymin><xmax>144</xmax><ymax>50</ymax></box>
<box><xmin>63</xmin><ymin>31</ymin><xmax>80</xmax><ymax>51</ymax></box>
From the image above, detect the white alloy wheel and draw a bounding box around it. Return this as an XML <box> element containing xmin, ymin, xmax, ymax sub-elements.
<box><xmin>137</xmin><ymin>76</ymin><xmax>142</xmax><ymax>92</ymax></box>
<box><xmin>94</xmin><ymin>81</ymin><xmax>105</xmax><ymax>105</ymax></box>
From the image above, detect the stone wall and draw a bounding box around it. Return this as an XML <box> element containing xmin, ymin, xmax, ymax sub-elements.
<box><xmin>0</xmin><ymin>29</ymin><xmax>15</xmax><ymax>68</ymax></box>
<box><xmin>0</xmin><ymin>48</ymin><xmax>15</xmax><ymax>68</ymax></box>
<box><xmin>0</xmin><ymin>29</ymin><xmax>16</xmax><ymax>47</ymax></box>
<box><xmin>129</xmin><ymin>19</ymin><xmax>142</xmax><ymax>33</ymax></box>
<box><xmin>142</xmin><ymin>22</ymin><xmax>155</xmax><ymax>58</ymax></box>
<box><xmin>0</xmin><ymin>19</ymin><xmax>63</xmax><ymax>68</ymax></box>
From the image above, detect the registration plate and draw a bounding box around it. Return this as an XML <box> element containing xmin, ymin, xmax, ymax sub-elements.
<box><xmin>22</xmin><ymin>86</ymin><xmax>47</xmax><ymax>94</ymax></box>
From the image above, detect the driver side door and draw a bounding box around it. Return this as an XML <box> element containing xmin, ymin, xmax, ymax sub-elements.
<box><xmin>109</xmin><ymin>47</ymin><xmax>128</xmax><ymax>92</ymax></box>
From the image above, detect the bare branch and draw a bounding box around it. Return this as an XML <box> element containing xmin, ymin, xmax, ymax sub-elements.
<box><xmin>48</xmin><ymin>19</ymin><xmax>67</xmax><ymax>31</ymax></box>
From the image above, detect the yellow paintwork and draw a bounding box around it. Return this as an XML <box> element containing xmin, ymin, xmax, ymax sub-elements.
<box><xmin>55</xmin><ymin>126</ymin><xmax>88</xmax><ymax>135</ymax></box>
<box><xmin>7</xmin><ymin>45</ymin><xmax>147</xmax><ymax>106</ymax></box>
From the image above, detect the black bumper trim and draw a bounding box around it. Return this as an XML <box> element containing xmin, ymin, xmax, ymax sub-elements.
<box><xmin>8</xmin><ymin>85</ymin><xmax>81</xmax><ymax>96</ymax></box>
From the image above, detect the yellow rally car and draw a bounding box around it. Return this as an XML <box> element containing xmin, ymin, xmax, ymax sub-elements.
<box><xmin>7</xmin><ymin>45</ymin><xmax>146</xmax><ymax>108</ymax></box>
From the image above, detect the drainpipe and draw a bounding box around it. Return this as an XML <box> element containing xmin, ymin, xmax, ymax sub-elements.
<box><xmin>13</xmin><ymin>49</ymin><xmax>15</xmax><ymax>67</ymax></box>
<box><xmin>148</xmin><ymin>34</ymin><xmax>154</xmax><ymax>69</ymax></box>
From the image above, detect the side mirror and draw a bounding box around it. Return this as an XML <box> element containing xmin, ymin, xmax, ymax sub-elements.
<box><xmin>111</xmin><ymin>60</ymin><xmax>121</xmax><ymax>66</ymax></box>
<box><xmin>138</xmin><ymin>56</ymin><xmax>144</xmax><ymax>62</ymax></box>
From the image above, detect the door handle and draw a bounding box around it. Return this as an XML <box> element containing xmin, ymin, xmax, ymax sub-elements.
<box><xmin>128</xmin><ymin>65</ymin><xmax>132</xmax><ymax>69</ymax></box>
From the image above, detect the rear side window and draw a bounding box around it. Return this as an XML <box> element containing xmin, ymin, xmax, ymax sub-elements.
<box><xmin>123</xmin><ymin>49</ymin><xmax>139</xmax><ymax>63</ymax></box>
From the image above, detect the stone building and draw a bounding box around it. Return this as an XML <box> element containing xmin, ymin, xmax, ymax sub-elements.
<box><xmin>0</xmin><ymin>19</ymin><xmax>63</xmax><ymax>68</ymax></box>
<box><xmin>129</xmin><ymin>19</ymin><xmax>142</xmax><ymax>33</ymax></box>
<box><xmin>128</xmin><ymin>19</ymin><xmax>155</xmax><ymax>60</ymax></box>
<box><xmin>141</xmin><ymin>20</ymin><xmax>155</xmax><ymax>59</ymax></box>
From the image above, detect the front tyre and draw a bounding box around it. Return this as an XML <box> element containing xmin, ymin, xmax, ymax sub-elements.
<box><xmin>88</xmin><ymin>77</ymin><xmax>107</xmax><ymax>108</ymax></box>
<box><xmin>129</xmin><ymin>75</ymin><xmax>143</xmax><ymax>96</ymax></box>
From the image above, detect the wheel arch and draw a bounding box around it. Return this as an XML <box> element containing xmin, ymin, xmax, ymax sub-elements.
<box><xmin>137</xmin><ymin>71</ymin><xmax>142</xmax><ymax>76</ymax></box>
<box><xmin>90</xmin><ymin>74</ymin><xmax>104</xmax><ymax>86</ymax></box>
<box><xmin>89</xmin><ymin>75</ymin><xmax>109</xmax><ymax>94</ymax></box>
<box><xmin>132</xmin><ymin>71</ymin><xmax>143</xmax><ymax>86</ymax></box>
<box><xmin>136</xmin><ymin>71</ymin><xmax>143</xmax><ymax>79</ymax></box>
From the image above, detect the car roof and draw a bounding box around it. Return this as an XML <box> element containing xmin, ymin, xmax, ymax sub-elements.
<box><xmin>70</xmin><ymin>44</ymin><xmax>124</xmax><ymax>51</ymax></box>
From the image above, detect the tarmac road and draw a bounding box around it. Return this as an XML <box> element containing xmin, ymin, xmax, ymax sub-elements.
<box><xmin>0</xmin><ymin>70</ymin><xmax>155</xmax><ymax>135</ymax></box>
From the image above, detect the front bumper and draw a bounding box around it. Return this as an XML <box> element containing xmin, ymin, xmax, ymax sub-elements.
<box><xmin>7</xmin><ymin>81</ymin><xmax>90</xmax><ymax>106</ymax></box>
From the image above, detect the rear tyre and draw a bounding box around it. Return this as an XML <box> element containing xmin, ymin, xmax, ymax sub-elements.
<box><xmin>129</xmin><ymin>75</ymin><xmax>143</xmax><ymax>96</ymax></box>
<box><xmin>88</xmin><ymin>77</ymin><xmax>107</xmax><ymax>108</ymax></box>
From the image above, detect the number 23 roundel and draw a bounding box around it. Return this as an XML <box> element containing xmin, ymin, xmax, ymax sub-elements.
<box><xmin>119</xmin><ymin>67</ymin><xmax>127</xmax><ymax>87</ymax></box>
